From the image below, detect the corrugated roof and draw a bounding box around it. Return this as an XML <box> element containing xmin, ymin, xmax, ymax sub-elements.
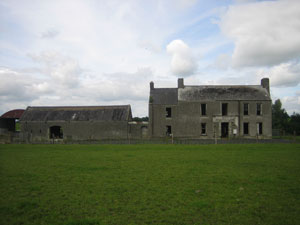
<box><xmin>150</xmin><ymin>88</ymin><xmax>178</xmax><ymax>105</ymax></box>
<box><xmin>1</xmin><ymin>109</ymin><xmax>25</xmax><ymax>119</ymax></box>
<box><xmin>20</xmin><ymin>105</ymin><xmax>132</xmax><ymax>122</ymax></box>
<box><xmin>179</xmin><ymin>85</ymin><xmax>271</xmax><ymax>101</ymax></box>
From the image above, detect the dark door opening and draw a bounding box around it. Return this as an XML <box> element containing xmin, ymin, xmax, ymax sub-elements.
<box><xmin>50</xmin><ymin>126</ymin><xmax>63</xmax><ymax>139</ymax></box>
<box><xmin>221</xmin><ymin>123</ymin><xmax>229</xmax><ymax>138</ymax></box>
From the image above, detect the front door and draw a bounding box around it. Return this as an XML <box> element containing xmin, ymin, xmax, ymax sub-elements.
<box><xmin>221</xmin><ymin>123</ymin><xmax>229</xmax><ymax>138</ymax></box>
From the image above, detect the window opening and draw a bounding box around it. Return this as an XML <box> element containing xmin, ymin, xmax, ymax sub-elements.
<box><xmin>222</xmin><ymin>103</ymin><xmax>228</xmax><ymax>116</ymax></box>
<box><xmin>166</xmin><ymin>126</ymin><xmax>172</xmax><ymax>136</ymax></box>
<box><xmin>166</xmin><ymin>107</ymin><xmax>172</xmax><ymax>118</ymax></box>
<box><xmin>244</xmin><ymin>122</ymin><xmax>249</xmax><ymax>135</ymax></box>
<box><xmin>50</xmin><ymin>126</ymin><xmax>63</xmax><ymax>139</ymax></box>
<box><xmin>201</xmin><ymin>104</ymin><xmax>206</xmax><ymax>116</ymax></box>
<box><xmin>201</xmin><ymin>123</ymin><xmax>206</xmax><ymax>135</ymax></box>
<box><xmin>257</xmin><ymin>103</ymin><xmax>262</xmax><ymax>115</ymax></box>
<box><xmin>257</xmin><ymin>123</ymin><xmax>263</xmax><ymax>135</ymax></box>
<box><xmin>244</xmin><ymin>103</ymin><xmax>249</xmax><ymax>116</ymax></box>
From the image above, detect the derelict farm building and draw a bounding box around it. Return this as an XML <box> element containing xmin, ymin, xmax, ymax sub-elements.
<box><xmin>1</xmin><ymin>78</ymin><xmax>272</xmax><ymax>143</ymax></box>
<box><xmin>148</xmin><ymin>78</ymin><xmax>272</xmax><ymax>139</ymax></box>
<box><xmin>19</xmin><ymin>105</ymin><xmax>134</xmax><ymax>142</ymax></box>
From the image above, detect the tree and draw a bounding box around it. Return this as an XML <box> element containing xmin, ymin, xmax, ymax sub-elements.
<box><xmin>272</xmin><ymin>99</ymin><xmax>289</xmax><ymax>133</ymax></box>
<box><xmin>289</xmin><ymin>113</ymin><xmax>300</xmax><ymax>135</ymax></box>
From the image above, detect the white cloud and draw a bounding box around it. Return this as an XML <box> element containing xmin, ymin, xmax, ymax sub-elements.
<box><xmin>281</xmin><ymin>95</ymin><xmax>300</xmax><ymax>115</ymax></box>
<box><xmin>40</xmin><ymin>28</ymin><xmax>59</xmax><ymax>39</ymax></box>
<box><xmin>167</xmin><ymin>39</ymin><xmax>197</xmax><ymax>76</ymax></box>
<box><xmin>213</xmin><ymin>53</ymin><xmax>231</xmax><ymax>70</ymax></box>
<box><xmin>257</xmin><ymin>62</ymin><xmax>300</xmax><ymax>87</ymax></box>
<box><xmin>220</xmin><ymin>0</ymin><xmax>300</xmax><ymax>67</ymax></box>
<box><xmin>28</xmin><ymin>51</ymin><xmax>82</xmax><ymax>87</ymax></box>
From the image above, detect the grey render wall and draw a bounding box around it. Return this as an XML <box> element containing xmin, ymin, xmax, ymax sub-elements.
<box><xmin>149</xmin><ymin>100</ymin><xmax>272</xmax><ymax>139</ymax></box>
<box><xmin>149</xmin><ymin>79</ymin><xmax>272</xmax><ymax>139</ymax></box>
<box><xmin>20</xmin><ymin>121</ymin><xmax>129</xmax><ymax>142</ymax></box>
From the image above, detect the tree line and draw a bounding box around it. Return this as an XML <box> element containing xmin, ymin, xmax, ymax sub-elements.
<box><xmin>272</xmin><ymin>99</ymin><xmax>300</xmax><ymax>135</ymax></box>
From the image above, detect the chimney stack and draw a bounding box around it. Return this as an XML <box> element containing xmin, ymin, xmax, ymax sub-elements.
<box><xmin>178</xmin><ymin>78</ymin><xmax>184</xmax><ymax>88</ymax></box>
<box><xmin>150</xmin><ymin>81</ymin><xmax>154</xmax><ymax>90</ymax></box>
<box><xmin>261</xmin><ymin>78</ymin><xmax>270</xmax><ymax>94</ymax></box>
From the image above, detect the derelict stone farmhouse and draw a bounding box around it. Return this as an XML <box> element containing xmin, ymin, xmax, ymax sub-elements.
<box><xmin>0</xmin><ymin>78</ymin><xmax>272</xmax><ymax>143</ymax></box>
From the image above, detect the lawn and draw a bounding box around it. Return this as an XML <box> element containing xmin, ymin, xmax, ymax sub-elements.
<box><xmin>0</xmin><ymin>144</ymin><xmax>300</xmax><ymax>225</ymax></box>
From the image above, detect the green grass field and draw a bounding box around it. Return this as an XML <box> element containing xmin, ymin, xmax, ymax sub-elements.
<box><xmin>0</xmin><ymin>144</ymin><xmax>300</xmax><ymax>225</ymax></box>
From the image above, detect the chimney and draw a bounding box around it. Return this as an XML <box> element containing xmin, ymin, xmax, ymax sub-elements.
<box><xmin>150</xmin><ymin>81</ymin><xmax>154</xmax><ymax>90</ymax></box>
<box><xmin>178</xmin><ymin>78</ymin><xmax>184</xmax><ymax>88</ymax></box>
<box><xmin>261</xmin><ymin>78</ymin><xmax>270</xmax><ymax>94</ymax></box>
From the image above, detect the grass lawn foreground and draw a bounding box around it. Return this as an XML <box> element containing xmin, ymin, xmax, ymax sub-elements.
<box><xmin>0</xmin><ymin>144</ymin><xmax>300</xmax><ymax>225</ymax></box>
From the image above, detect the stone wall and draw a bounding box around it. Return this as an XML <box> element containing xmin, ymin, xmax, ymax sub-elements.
<box><xmin>149</xmin><ymin>100</ymin><xmax>272</xmax><ymax>139</ymax></box>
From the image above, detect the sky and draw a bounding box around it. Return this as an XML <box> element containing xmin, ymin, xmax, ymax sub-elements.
<box><xmin>1</xmin><ymin>0</ymin><xmax>300</xmax><ymax>117</ymax></box>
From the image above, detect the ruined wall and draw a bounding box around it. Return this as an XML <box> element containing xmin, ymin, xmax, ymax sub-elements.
<box><xmin>128</xmin><ymin>122</ymin><xmax>149</xmax><ymax>140</ymax></box>
<box><xmin>20</xmin><ymin>121</ymin><xmax>130</xmax><ymax>143</ymax></box>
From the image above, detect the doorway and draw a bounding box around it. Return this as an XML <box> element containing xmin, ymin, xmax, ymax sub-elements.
<box><xmin>49</xmin><ymin>126</ymin><xmax>63</xmax><ymax>139</ymax></box>
<box><xmin>221</xmin><ymin>123</ymin><xmax>229</xmax><ymax>138</ymax></box>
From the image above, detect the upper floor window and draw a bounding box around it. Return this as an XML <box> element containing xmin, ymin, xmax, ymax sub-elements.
<box><xmin>244</xmin><ymin>103</ymin><xmax>249</xmax><ymax>116</ymax></box>
<box><xmin>201</xmin><ymin>104</ymin><xmax>206</xmax><ymax>116</ymax></box>
<box><xmin>257</xmin><ymin>103</ymin><xmax>262</xmax><ymax>115</ymax></box>
<box><xmin>166</xmin><ymin>107</ymin><xmax>172</xmax><ymax>118</ymax></box>
<box><xmin>222</xmin><ymin>103</ymin><xmax>228</xmax><ymax>116</ymax></box>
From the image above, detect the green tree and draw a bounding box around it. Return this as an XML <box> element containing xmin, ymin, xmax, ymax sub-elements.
<box><xmin>289</xmin><ymin>113</ymin><xmax>300</xmax><ymax>135</ymax></box>
<box><xmin>272</xmin><ymin>99</ymin><xmax>290</xmax><ymax>133</ymax></box>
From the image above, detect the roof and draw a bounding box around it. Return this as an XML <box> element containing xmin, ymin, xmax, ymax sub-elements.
<box><xmin>1</xmin><ymin>109</ymin><xmax>25</xmax><ymax>119</ymax></box>
<box><xmin>20</xmin><ymin>105</ymin><xmax>132</xmax><ymax>122</ymax></box>
<box><xmin>179</xmin><ymin>85</ymin><xmax>271</xmax><ymax>101</ymax></box>
<box><xmin>150</xmin><ymin>88</ymin><xmax>178</xmax><ymax>105</ymax></box>
<box><xmin>150</xmin><ymin>85</ymin><xmax>271</xmax><ymax>104</ymax></box>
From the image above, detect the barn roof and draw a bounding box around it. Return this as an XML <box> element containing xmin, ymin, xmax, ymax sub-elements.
<box><xmin>1</xmin><ymin>109</ymin><xmax>25</xmax><ymax>119</ymax></box>
<box><xmin>20</xmin><ymin>105</ymin><xmax>132</xmax><ymax>122</ymax></box>
<box><xmin>179</xmin><ymin>85</ymin><xmax>271</xmax><ymax>102</ymax></box>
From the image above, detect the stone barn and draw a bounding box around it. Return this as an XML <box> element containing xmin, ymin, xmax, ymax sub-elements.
<box><xmin>148</xmin><ymin>78</ymin><xmax>272</xmax><ymax>139</ymax></box>
<box><xmin>19</xmin><ymin>105</ymin><xmax>134</xmax><ymax>142</ymax></box>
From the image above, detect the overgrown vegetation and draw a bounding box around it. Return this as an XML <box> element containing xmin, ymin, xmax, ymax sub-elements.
<box><xmin>272</xmin><ymin>99</ymin><xmax>300</xmax><ymax>135</ymax></box>
<box><xmin>1</xmin><ymin>144</ymin><xmax>300</xmax><ymax>225</ymax></box>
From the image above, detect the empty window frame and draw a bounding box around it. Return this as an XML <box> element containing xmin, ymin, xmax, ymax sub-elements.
<box><xmin>244</xmin><ymin>103</ymin><xmax>249</xmax><ymax>116</ymax></box>
<box><xmin>166</xmin><ymin>107</ymin><xmax>172</xmax><ymax>118</ymax></box>
<box><xmin>222</xmin><ymin>103</ymin><xmax>228</xmax><ymax>116</ymax></box>
<box><xmin>257</xmin><ymin>103</ymin><xmax>262</xmax><ymax>115</ymax></box>
<box><xmin>166</xmin><ymin>125</ymin><xmax>172</xmax><ymax>136</ymax></box>
<box><xmin>257</xmin><ymin>122</ymin><xmax>263</xmax><ymax>135</ymax></box>
<box><xmin>243</xmin><ymin>122</ymin><xmax>249</xmax><ymax>135</ymax></box>
<box><xmin>201</xmin><ymin>104</ymin><xmax>207</xmax><ymax>116</ymax></box>
<box><xmin>201</xmin><ymin>123</ymin><xmax>206</xmax><ymax>135</ymax></box>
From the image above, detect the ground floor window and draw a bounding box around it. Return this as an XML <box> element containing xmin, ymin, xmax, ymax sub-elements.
<box><xmin>257</xmin><ymin>122</ymin><xmax>263</xmax><ymax>135</ymax></box>
<box><xmin>201</xmin><ymin>123</ymin><xmax>206</xmax><ymax>135</ymax></box>
<box><xmin>50</xmin><ymin>126</ymin><xmax>63</xmax><ymax>139</ymax></box>
<box><xmin>166</xmin><ymin>125</ymin><xmax>172</xmax><ymax>136</ymax></box>
<box><xmin>244</xmin><ymin>122</ymin><xmax>249</xmax><ymax>135</ymax></box>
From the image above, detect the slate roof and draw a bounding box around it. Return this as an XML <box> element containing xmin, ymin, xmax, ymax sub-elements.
<box><xmin>150</xmin><ymin>88</ymin><xmax>178</xmax><ymax>105</ymax></box>
<box><xmin>1</xmin><ymin>109</ymin><xmax>25</xmax><ymax>119</ymax></box>
<box><xmin>20</xmin><ymin>105</ymin><xmax>132</xmax><ymax>122</ymax></box>
<box><xmin>179</xmin><ymin>85</ymin><xmax>271</xmax><ymax>102</ymax></box>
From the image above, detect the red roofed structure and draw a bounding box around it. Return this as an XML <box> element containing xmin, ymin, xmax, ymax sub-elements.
<box><xmin>1</xmin><ymin>109</ymin><xmax>25</xmax><ymax>119</ymax></box>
